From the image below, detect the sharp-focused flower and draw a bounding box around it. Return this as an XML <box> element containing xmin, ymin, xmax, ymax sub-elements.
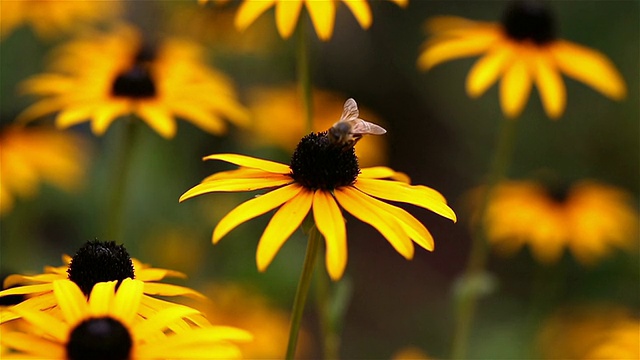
<box><xmin>417</xmin><ymin>1</ymin><xmax>626</xmax><ymax>119</ymax></box>
<box><xmin>1</xmin><ymin>278</ymin><xmax>252</xmax><ymax>359</ymax></box>
<box><xmin>17</xmin><ymin>24</ymin><xmax>249</xmax><ymax>139</ymax></box>
<box><xmin>219</xmin><ymin>0</ymin><xmax>408</xmax><ymax>41</ymax></box>
<box><xmin>0</xmin><ymin>0</ymin><xmax>121</xmax><ymax>40</ymax></box>
<box><xmin>0</xmin><ymin>125</ymin><xmax>90</xmax><ymax>216</ymax></box>
<box><xmin>246</xmin><ymin>86</ymin><xmax>388</xmax><ymax>167</ymax></box>
<box><xmin>184</xmin><ymin>283</ymin><xmax>311</xmax><ymax>359</ymax></box>
<box><xmin>180</xmin><ymin>130</ymin><xmax>456</xmax><ymax>281</ymax></box>
<box><xmin>0</xmin><ymin>241</ymin><xmax>206</xmax><ymax>325</ymax></box>
<box><xmin>481</xmin><ymin>179</ymin><xmax>638</xmax><ymax>265</ymax></box>
<box><xmin>537</xmin><ymin>305</ymin><xmax>640</xmax><ymax>359</ymax></box>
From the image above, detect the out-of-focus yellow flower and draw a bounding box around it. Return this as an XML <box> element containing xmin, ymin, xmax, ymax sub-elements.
<box><xmin>391</xmin><ymin>346</ymin><xmax>433</xmax><ymax>359</ymax></box>
<box><xmin>1</xmin><ymin>279</ymin><xmax>252</xmax><ymax>359</ymax></box>
<box><xmin>418</xmin><ymin>1</ymin><xmax>626</xmax><ymax>119</ymax></box>
<box><xmin>0</xmin><ymin>0</ymin><xmax>121</xmax><ymax>40</ymax></box>
<box><xmin>186</xmin><ymin>283</ymin><xmax>311</xmax><ymax>359</ymax></box>
<box><xmin>17</xmin><ymin>24</ymin><xmax>249</xmax><ymax>139</ymax></box>
<box><xmin>246</xmin><ymin>86</ymin><xmax>388</xmax><ymax>167</ymax></box>
<box><xmin>205</xmin><ymin>0</ymin><xmax>408</xmax><ymax>41</ymax></box>
<box><xmin>480</xmin><ymin>179</ymin><xmax>638</xmax><ymax>265</ymax></box>
<box><xmin>0</xmin><ymin>125</ymin><xmax>89</xmax><ymax>216</ymax></box>
<box><xmin>0</xmin><ymin>241</ymin><xmax>205</xmax><ymax>326</ymax></box>
<box><xmin>537</xmin><ymin>305</ymin><xmax>640</xmax><ymax>359</ymax></box>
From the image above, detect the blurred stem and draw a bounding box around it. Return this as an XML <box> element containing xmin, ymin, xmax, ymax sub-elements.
<box><xmin>105</xmin><ymin>119</ymin><xmax>138</xmax><ymax>241</ymax></box>
<box><xmin>451</xmin><ymin>118</ymin><xmax>518</xmax><ymax>359</ymax></box>
<box><xmin>297</xmin><ymin>17</ymin><xmax>313</xmax><ymax>135</ymax></box>
<box><xmin>286</xmin><ymin>226</ymin><xmax>322</xmax><ymax>360</ymax></box>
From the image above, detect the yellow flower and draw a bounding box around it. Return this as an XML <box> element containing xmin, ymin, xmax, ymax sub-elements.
<box><xmin>0</xmin><ymin>125</ymin><xmax>90</xmax><ymax>216</ymax></box>
<box><xmin>246</xmin><ymin>86</ymin><xmax>388</xmax><ymax>167</ymax></box>
<box><xmin>1</xmin><ymin>278</ymin><xmax>252</xmax><ymax>359</ymax></box>
<box><xmin>418</xmin><ymin>1</ymin><xmax>626</xmax><ymax>119</ymax></box>
<box><xmin>184</xmin><ymin>283</ymin><xmax>312</xmax><ymax>359</ymax></box>
<box><xmin>17</xmin><ymin>24</ymin><xmax>249</xmax><ymax>139</ymax></box>
<box><xmin>537</xmin><ymin>305</ymin><xmax>640</xmax><ymax>359</ymax></box>
<box><xmin>0</xmin><ymin>241</ymin><xmax>205</xmax><ymax>325</ymax></box>
<box><xmin>180</xmin><ymin>129</ymin><xmax>456</xmax><ymax>281</ymax></box>
<box><xmin>482</xmin><ymin>180</ymin><xmax>638</xmax><ymax>265</ymax></box>
<box><xmin>231</xmin><ymin>0</ymin><xmax>408</xmax><ymax>41</ymax></box>
<box><xmin>0</xmin><ymin>0</ymin><xmax>121</xmax><ymax>40</ymax></box>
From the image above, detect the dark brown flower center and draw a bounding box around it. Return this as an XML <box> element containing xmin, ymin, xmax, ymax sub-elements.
<box><xmin>67</xmin><ymin>241</ymin><xmax>135</xmax><ymax>296</ymax></box>
<box><xmin>67</xmin><ymin>317</ymin><xmax>132</xmax><ymax>360</ymax></box>
<box><xmin>111</xmin><ymin>47</ymin><xmax>157</xmax><ymax>99</ymax></box>
<box><xmin>502</xmin><ymin>0</ymin><xmax>556</xmax><ymax>44</ymax></box>
<box><xmin>289</xmin><ymin>132</ymin><xmax>360</xmax><ymax>190</ymax></box>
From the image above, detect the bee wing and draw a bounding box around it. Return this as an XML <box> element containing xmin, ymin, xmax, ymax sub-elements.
<box><xmin>351</xmin><ymin>119</ymin><xmax>387</xmax><ymax>135</ymax></box>
<box><xmin>339</xmin><ymin>98</ymin><xmax>360</xmax><ymax>122</ymax></box>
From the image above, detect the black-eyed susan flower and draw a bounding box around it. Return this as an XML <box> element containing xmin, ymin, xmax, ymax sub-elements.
<box><xmin>0</xmin><ymin>241</ymin><xmax>205</xmax><ymax>325</ymax></box>
<box><xmin>537</xmin><ymin>305</ymin><xmax>640</xmax><ymax>359</ymax></box>
<box><xmin>0</xmin><ymin>125</ymin><xmax>90</xmax><ymax>216</ymax></box>
<box><xmin>180</xmin><ymin>130</ymin><xmax>456</xmax><ymax>281</ymax></box>
<box><xmin>1</xmin><ymin>278</ymin><xmax>252</xmax><ymax>359</ymax></box>
<box><xmin>0</xmin><ymin>0</ymin><xmax>121</xmax><ymax>40</ymax></box>
<box><xmin>17</xmin><ymin>24</ymin><xmax>249</xmax><ymax>139</ymax></box>
<box><xmin>481</xmin><ymin>179</ymin><xmax>638</xmax><ymax>265</ymax></box>
<box><xmin>223</xmin><ymin>0</ymin><xmax>408</xmax><ymax>41</ymax></box>
<box><xmin>418</xmin><ymin>1</ymin><xmax>626</xmax><ymax>119</ymax></box>
<box><xmin>246</xmin><ymin>86</ymin><xmax>388</xmax><ymax>167</ymax></box>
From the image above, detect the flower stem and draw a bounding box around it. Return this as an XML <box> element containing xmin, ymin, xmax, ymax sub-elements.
<box><xmin>297</xmin><ymin>17</ymin><xmax>313</xmax><ymax>135</ymax></box>
<box><xmin>451</xmin><ymin>118</ymin><xmax>518</xmax><ymax>359</ymax></box>
<box><xmin>105</xmin><ymin>120</ymin><xmax>138</xmax><ymax>242</ymax></box>
<box><xmin>286</xmin><ymin>225</ymin><xmax>322</xmax><ymax>359</ymax></box>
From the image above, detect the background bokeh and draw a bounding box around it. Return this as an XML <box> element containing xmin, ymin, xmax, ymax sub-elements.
<box><xmin>1</xmin><ymin>1</ymin><xmax>638</xmax><ymax>359</ymax></box>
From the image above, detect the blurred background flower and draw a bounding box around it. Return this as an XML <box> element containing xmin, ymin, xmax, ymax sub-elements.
<box><xmin>17</xmin><ymin>24</ymin><xmax>249</xmax><ymax>139</ymax></box>
<box><xmin>0</xmin><ymin>125</ymin><xmax>90</xmax><ymax>216</ymax></box>
<box><xmin>477</xmin><ymin>178</ymin><xmax>638</xmax><ymax>265</ymax></box>
<box><xmin>0</xmin><ymin>0</ymin><xmax>121</xmax><ymax>40</ymax></box>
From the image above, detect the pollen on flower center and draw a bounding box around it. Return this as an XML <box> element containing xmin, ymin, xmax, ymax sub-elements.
<box><xmin>502</xmin><ymin>0</ymin><xmax>556</xmax><ymax>44</ymax></box>
<box><xmin>67</xmin><ymin>241</ymin><xmax>135</xmax><ymax>296</ymax></box>
<box><xmin>66</xmin><ymin>317</ymin><xmax>132</xmax><ymax>360</ymax></box>
<box><xmin>289</xmin><ymin>132</ymin><xmax>360</xmax><ymax>190</ymax></box>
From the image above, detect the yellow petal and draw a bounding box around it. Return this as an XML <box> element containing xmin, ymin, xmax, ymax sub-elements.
<box><xmin>53</xmin><ymin>279</ymin><xmax>88</xmax><ymax>325</ymax></box>
<box><xmin>0</xmin><ymin>332</ymin><xmax>66</xmax><ymax>357</ymax></box>
<box><xmin>387</xmin><ymin>0</ymin><xmax>408</xmax><ymax>8</ymax></box>
<box><xmin>213</xmin><ymin>184</ymin><xmax>303</xmax><ymax>243</ymax></box>
<box><xmin>202</xmin><ymin>168</ymin><xmax>284</xmax><ymax>182</ymax></box>
<box><xmin>306</xmin><ymin>0</ymin><xmax>336</xmax><ymax>41</ymax></box>
<box><xmin>88</xmin><ymin>281</ymin><xmax>117</xmax><ymax>317</ymax></box>
<box><xmin>499</xmin><ymin>55</ymin><xmax>532</xmax><ymax>119</ymax></box>
<box><xmin>202</xmin><ymin>153</ymin><xmax>291</xmax><ymax>174</ymax></box>
<box><xmin>91</xmin><ymin>101</ymin><xmax>130</xmax><ymax>136</ymax></box>
<box><xmin>134</xmin><ymin>304</ymin><xmax>202</xmax><ymax>338</ymax></box>
<box><xmin>534</xmin><ymin>50</ymin><xmax>566</xmax><ymax>119</ymax></box>
<box><xmin>136</xmin><ymin>102</ymin><xmax>177</xmax><ymax>139</ymax></box>
<box><xmin>256</xmin><ymin>188</ymin><xmax>313</xmax><ymax>271</ymax></box>
<box><xmin>170</xmin><ymin>101</ymin><xmax>227</xmax><ymax>135</ymax></box>
<box><xmin>135</xmin><ymin>268</ymin><xmax>186</xmax><ymax>281</ymax></box>
<box><xmin>366</xmin><ymin>197</ymin><xmax>435</xmax><ymax>251</ymax></box>
<box><xmin>15</xmin><ymin>98</ymin><xmax>66</xmax><ymax>124</ymax></box>
<box><xmin>112</xmin><ymin>278</ymin><xmax>143</xmax><ymax>325</ymax></box>
<box><xmin>0</xmin><ymin>283</ymin><xmax>54</xmax><ymax>297</ymax></box>
<box><xmin>417</xmin><ymin>30</ymin><xmax>500</xmax><ymax>71</ymax></box>
<box><xmin>354</xmin><ymin>178</ymin><xmax>456</xmax><ymax>221</ymax></box>
<box><xmin>550</xmin><ymin>40</ymin><xmax>626</xmax><ymax>100</ymax></box>
<box><xmin>334</xmin><ymin>187</ymin><xmax>414</xmax><ymax>259</ymax></box>
<box><xmin>0</xmin><ymin>292</ymin><xmax>57</xmax><ymax>324</ymax></box>
<box><xmin>312</xmin><ymin>190</ymin><xmax>347</xmax><ymax>281</ymax></box>
<box><xmin>466</xmin><ymin>45</ymin><xmax>512</xmax><ymax>98</ymax></box>
<box><xmin>341</xmin><ymin>0</ymin><xmax>372</xmax><ymax>29</ymax></box>
<box><xmin>179</xmin><ymin>176</ymin><xmax>293</xmax><ymax>202</ymax></box>
<box><xmin>143</xmin><ymin>282</ymin><xmax>205</xmax><ymax>298</ymax></box>
<box><xmin>235</xmin><ymin>0</ymin><xmax>277</xmax><ymax>32</ymax></box>
<box><xmin>56</xmin><ymin>104</ymin><xmax>96</xmax><ymax>128</ymax></box>
<box><xmin>425</xmin><ymin>16</ymin><xmax>480</xmax><ymax>34</ymax></box>
<box><xmin>7</xmin><ymin>306</ymin><xmax>69</xmax><ymax>342</ymax></box>
<box><xmin>275</xmin><ymin>0</ymin><xmax>303</xmax><ymax>39</ymax></box>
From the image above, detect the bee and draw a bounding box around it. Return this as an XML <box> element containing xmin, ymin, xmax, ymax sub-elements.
<box><xmin>328</xmin><ymin>98</ymin><xmax>387</xmax><ymax>148</ymax></box>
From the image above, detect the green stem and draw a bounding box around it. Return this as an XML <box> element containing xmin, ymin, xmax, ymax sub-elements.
<box><xmin>105</xmin><ymin>120</ymin><xmax>138</xmax><ymax>241</ymax></box>
<box><xmin>451</xmin><ymin>118</ymin><xmax>518</xmax><ymax>359</ymax></box>
<box><xmin>297</xmin><ymin>17</ymin><xmax>313</xmax><ymax>135</ymax></box>
<box><xmin>286</xmin><ymin>226</ymin><xmax>322</xmax><ymax>360</ymax></box>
